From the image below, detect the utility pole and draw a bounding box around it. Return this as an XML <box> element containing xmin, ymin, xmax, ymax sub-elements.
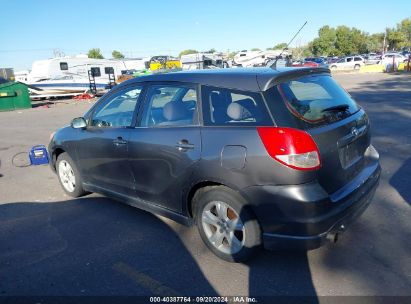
<box><xmin>382</xmin><ymin>30</ymin><xmax>387</xmax><ymax>55</ymax></box>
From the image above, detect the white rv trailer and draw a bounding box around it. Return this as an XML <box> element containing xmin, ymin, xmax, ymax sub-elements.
<box><xmin>27</xmin><ymin>56</ymin><xmax>150</xmax><ymax>82</ymax></box>
<box><xmin>180</xmin><ymin>53</ymin><xmax>227</xmax><ymax>70</ymax></box>
<box><xmin>14</xmin><ymin>70</ymin><xmax>30</xmax><ymax>83</ymax></box>
<box><xmin>232</xmin><ymin>49</ymin><xmax>289</xmax><ymax>67</ymax></box>
<box><xmin>28</xmin><ymin>56</ymin><xmax>120</xmax><ymax>83</ymax></box>
<box><xmin>119</xmin><ymin>57</ymin><xmax>151</xmax><ymax>71</ymax></box>
<box><xmin>26</xmin><ymin>56</ymin><xmax>148</xmax><ymax>97</ymax></box>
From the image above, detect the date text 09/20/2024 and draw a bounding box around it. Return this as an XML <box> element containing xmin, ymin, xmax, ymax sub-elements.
<box><xmin>149</xmin><ymin>296</ymin><xmax>257</xmax><ymax>303</ymax></box>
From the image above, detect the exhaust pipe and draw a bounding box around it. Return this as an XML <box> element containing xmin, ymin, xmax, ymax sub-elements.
<box><xmin>327</xmin><ymin>224</ymin><xmax>346</xmax><ymax>243</ymax></box>
<box><xmin>327</xmin><ymin>232</ymin><xmax>339</xmax><ymax>243</ymax></box>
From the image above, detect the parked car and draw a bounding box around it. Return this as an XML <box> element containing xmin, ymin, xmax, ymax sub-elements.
<box><xmin>329</xmin><ymin>56</ymin><xmax>365</xmax><ymax>70</ymax></box>
<box><xmin>363</xmin><ymin>53</ymin><xmax>382</xmax><ymax>64</ymax></box>
<box><xmin>291</xmin><ymin>60</ymin><xmax>320</xmax><ymax>67</ymax></box>
<box><xmin>49</xmin><ymin>68</ymin><xmax>381</xmax><ymax>262</ymax></box>
<box><xmin>304</xmin><ymin>57</ymin><xmax>328</xmax><ymax>66</ymax></box>
<box><xmin>382</xmin><ymin>53</ymin><xmax>407</xmax><ymax>63</ymax></box>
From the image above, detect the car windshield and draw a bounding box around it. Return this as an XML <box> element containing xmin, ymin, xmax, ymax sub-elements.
<box><xmin>276</xmin><ymin>74</ymin><xmax>360</xmax><ymax>128</ymax></box>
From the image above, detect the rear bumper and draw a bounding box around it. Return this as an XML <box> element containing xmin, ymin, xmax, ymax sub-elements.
<box><xmin>262</xmin><ymin>179</ymin><xmax>378</xmax><ymax>250</ymax></box>
<box><xmin>242</xmin><ymin>153</ymin><xmax>381</xmax><ymax>251</ymax></box>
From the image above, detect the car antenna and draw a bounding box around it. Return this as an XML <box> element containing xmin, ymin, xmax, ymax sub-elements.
<box><xmin>270</xmin><ymin>21</ymin><xmax>308</xmax><ymax>69</ymax></box>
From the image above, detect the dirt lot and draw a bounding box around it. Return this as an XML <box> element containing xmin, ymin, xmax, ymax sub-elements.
<box><xmin>0</xmin><ymin>73</ymin><xmax>410</xmax><ymax>298</ymax></box>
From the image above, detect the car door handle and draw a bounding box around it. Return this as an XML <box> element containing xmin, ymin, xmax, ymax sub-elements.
<box><xmin>175</xmin><ymin>139</ymin><xmax>194</xmax><ymax>151</ymax></box>
<box><xmin>113</xmin><ymin>137</ymin><xmax>127</xmax><ymax>146</ymax></box>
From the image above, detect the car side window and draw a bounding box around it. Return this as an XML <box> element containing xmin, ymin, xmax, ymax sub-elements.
<box><xmin>90</xmin><ymin>86</ymin><xmax>142</xmax><ymax>128</ymax></box>
<box><xmin>140</xmin><ymin>84</ymin><xmax>198</xmax><ymax>127</ymax></box>
<box><xmin>202</xmin><ymin>86</ymin><xmax>270</xmax><ymax>126</ymax></box>
<box><xmin>347</xmin><ymin>57</ymin><xmax>353</xmax><ymax>62</ymax></box>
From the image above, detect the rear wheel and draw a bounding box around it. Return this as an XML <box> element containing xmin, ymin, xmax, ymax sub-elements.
<box><xmin>354</xmin><ymin>64</ymin><xmax>360</xmax><ymax>70</ymax></box>
<box><xmin>330</xmin><ymin>65</ymin><xmax>337</xmax><ymax>70</ymax></box>
<box><xmin>194</xmin><ymin>186</ymin><xmax>261</xmax><ymax>262</ymax></box>
<box><xmin>56</xmin><ymin>152</ymin><xmax>87</xmax><ymax>197</ymax></box>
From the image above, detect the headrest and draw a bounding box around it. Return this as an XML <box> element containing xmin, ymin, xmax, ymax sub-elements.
<box><xmin>163</xmin><ymin>101</ymin><xmax>190</xmax><ymax>121</ymax></box>
<box><xmin>227</xmin><ymin>98</ymin><xmax>258</xmax><ymax>121</ymax></box>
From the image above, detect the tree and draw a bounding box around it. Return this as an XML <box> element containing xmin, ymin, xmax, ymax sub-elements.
<box><xmin>310</xmin><ymin>26</ymin><xmax>337</xmax><ymax>56</ymax></box>
<box><xmin>292</xmin><ymin>44</ymin><xmax>313</xmax><ymax>59</ymax></box>
<box><xmin>386</xmin><ymin>27</ymin><xmax>406</xmax><ymax>50</ymax></box>
<box><xmin>88</xmin><ymin>48</ymin><xmax>104</xmax><ymax>59</ymax></box>
<box><xmin>334</xmin><ymin>26</ymin><xmax>356</xmax><ymax>55</ymax></box>
<box><xmin>272</xmin><ymin>43</ymin><xmax>288</xmax><ymax>50</ymax></box>
<box><xmin>227</xmin><ymin>51</ymin><xmax>237</xmax><ymax>59</ymax></box>
<box><xmin>397</xmin><ymin>18</ymin><xmax>411</xmax><ymax>48</ymax></box>
<box><xmin>366</xmin><ymin>33</ymin><xmax>384</xmax><ymax>53</ymax></box>
<box><xmin>350</xmin><ymin>28</ymin><xmax>368</xmax><ymax>54</ymax></box>
<box><xmin>383</xmin><ymin>18</ymin><xmax>411</xmax><ymax>51</ymax></box>
<box><xmin>112</xmin><ymin>50</ymin><xmax>125</xmax><ymax>59</ymax></box>
<box><xmin>179</xmin><ymin>49</ymin><xmax>198</xmax><ymax>57</ymax></box>
<box><xmin>206</xmin><ymin>48</ymin><xmax>216</xmax><ymax>53</ymax></box>
<box><xmin>251</xmin><ymin>48</ymin><xmax>261</xmax><ymax>51</ymax></box>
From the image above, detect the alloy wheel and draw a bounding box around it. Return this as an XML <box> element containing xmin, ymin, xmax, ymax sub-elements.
<box><xmin>201</xmin><ymin>201</ymin><xmax>245</xmax><ymax>255</ymax></box>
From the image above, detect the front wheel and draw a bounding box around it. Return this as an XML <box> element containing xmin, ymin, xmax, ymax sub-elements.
<box><xmin>194</xmin><ymin>186</ymin><xmax>261</xmax><ymax>262</ymax></box>
<box><xmin>354</xmin><ymin>64</ymin><xmax>361</xmax><ymax>70</ymax></box>
<box><xmin>56</xmin><ymin>152</ymin><xmax>87</xmax><ymax>197</ymax></box>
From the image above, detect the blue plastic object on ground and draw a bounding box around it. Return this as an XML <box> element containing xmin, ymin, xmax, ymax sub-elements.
<box><xmin>29</xmin><ymin>145</ymin><xmax>49</xmax><ymax>165</ymax></box>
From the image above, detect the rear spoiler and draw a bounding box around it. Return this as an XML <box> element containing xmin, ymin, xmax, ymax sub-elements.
<box><xmin>257</xmin><ymin>67</ymin><xmax>331</xmax><ymax>91</ymax></box>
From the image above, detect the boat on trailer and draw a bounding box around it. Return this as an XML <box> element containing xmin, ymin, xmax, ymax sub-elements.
<box><xmin>232</xmin><ymin>49</ymin><xmax>289</xmax><ymax>67</ymax></box>
<box><xmin>28</xmin><ymin>73</ymin><xmax>110</xmax><ymax>98</ymax></box>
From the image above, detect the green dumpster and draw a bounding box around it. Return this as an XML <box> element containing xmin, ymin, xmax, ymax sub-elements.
<box><xmin>0</xmin><ymin>82</ymin><xmax>31</xmax><ymax>111</ymax></box>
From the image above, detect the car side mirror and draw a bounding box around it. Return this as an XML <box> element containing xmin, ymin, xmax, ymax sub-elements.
<box><xmin>71</xmin><ymin>117</ymin><xmax>87</xmax><ymax>129</ymax></box>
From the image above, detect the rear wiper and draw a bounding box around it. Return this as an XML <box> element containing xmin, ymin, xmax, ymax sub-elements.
<box><xmin>321</xmin><ymin>104</ymin><xmax>350</xmax><ymax>113</ymax></box>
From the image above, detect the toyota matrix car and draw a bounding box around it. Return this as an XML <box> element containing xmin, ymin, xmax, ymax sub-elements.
<box><xmin>49</xmin><ymin>67</ymin><xmax>381</xmax><ymax>262</ymax></box>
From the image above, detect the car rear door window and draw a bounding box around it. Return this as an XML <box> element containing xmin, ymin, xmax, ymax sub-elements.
<box><xmin>202</xmin><ymin>86</ymin><xmax>271</xmax><ymax>126</ymax></box>
<box><xmin>90</xmin><ymin>86</ymin><xmax>142</xmax><ymax>127</ymax></box>
<box><xmin>140</xmin><ymin>84</ymin><xmax>198</xmax><ymax>127</ymax></box>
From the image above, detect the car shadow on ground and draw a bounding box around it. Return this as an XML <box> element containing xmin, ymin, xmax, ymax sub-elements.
<box><xmin>390</xmin><ymin>157</ymin><xmax>411</xmax><ymax>206</ymax></box>
<box><xmin>0</xmin><ymin>197</ymin><xmax>319</xmax><ymax>300</ymax></box>
<box><xmin>0</xmin><ymin>197</ymin><xmax>217</xmax><ymax>296</ymax></box>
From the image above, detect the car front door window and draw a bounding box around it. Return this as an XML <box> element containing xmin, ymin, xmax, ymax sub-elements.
<box><xmin>91</xmin><ymin>87</ymin><xmax>142</xmax><ymax>128</ymax></box>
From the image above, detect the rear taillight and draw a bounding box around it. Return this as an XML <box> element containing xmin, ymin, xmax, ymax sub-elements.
<box><xmin>257</xmin><ymin>127</ymin><xmax>321</xmax><ymax>170</ymax></box>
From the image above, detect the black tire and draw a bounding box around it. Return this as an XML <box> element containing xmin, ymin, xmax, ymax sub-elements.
<box><xmin>330</xmin><ymin>65</ymin><xmax>337</xmax><ymax>69</ymax></box>
<box><xmin>56</xmin><ymin>152</ymin><xmax>87</xmax><ymax>197</ymax></box>
<box><xmin>193</xmin><ymin>186</ymin><xmax>261</xmax><ymax>262</ymax></box>
<box><xmin>354</xmin><ymin>64</ymin><xmax>360</xmax><ymax>70</ymax></box>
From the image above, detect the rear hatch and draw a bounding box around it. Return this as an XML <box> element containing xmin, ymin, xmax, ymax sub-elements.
<box><xmin>267</xmin><ymin>73</ymin><xmax>370</xmax><ymax>194</ymax></box>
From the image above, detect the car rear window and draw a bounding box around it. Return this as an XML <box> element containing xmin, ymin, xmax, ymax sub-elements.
<box><xmin>276</xmin><ymin>74</ymin><xmax>360</xmax><ymax>128</ymax></box>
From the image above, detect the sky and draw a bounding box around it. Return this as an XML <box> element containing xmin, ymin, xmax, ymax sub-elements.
<box><xmin>0</xmin><ymin>0</ymin><xmax>410</xmax><ymax>70</ymax></box>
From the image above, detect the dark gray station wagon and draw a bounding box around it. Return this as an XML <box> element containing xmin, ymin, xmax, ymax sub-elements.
<box><xmin>49</xmin><ymin>68</ymin><xmax>381</xmax><ymax>262</ymax></box>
